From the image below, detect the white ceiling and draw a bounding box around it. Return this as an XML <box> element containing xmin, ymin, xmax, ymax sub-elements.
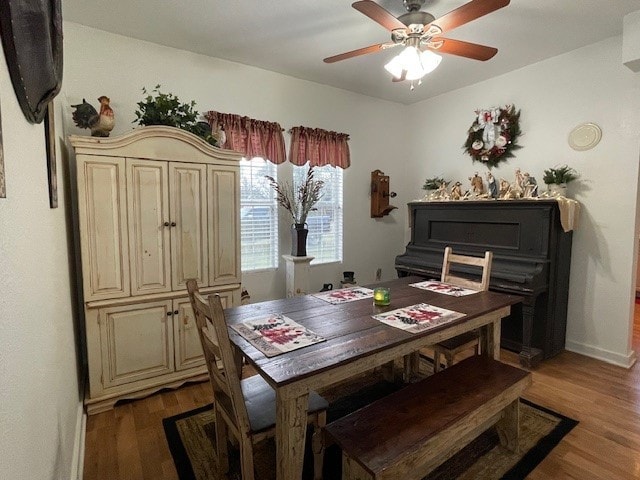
<box><xmin>63</xmin><ymin>0</ymin><xmax>640</xmax><ymax>105</ymax></box>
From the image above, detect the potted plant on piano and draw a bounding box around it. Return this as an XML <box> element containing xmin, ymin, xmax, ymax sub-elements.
<box><xmin>266</xmin><ymin>167</ymin><xmax>324</xmax><ymax>257</ymax></box>
<box><xmin>422</xmin><ymin>176</ymin><xmax>448</xmax><ymax>200</ymax></box>
<box><xmin>542</xmin><ymin>165</ymin><xmax>579</xmax><ymax>198</ymax></box>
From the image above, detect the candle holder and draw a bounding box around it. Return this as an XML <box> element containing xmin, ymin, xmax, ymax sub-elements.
<box><xmin>373</xmin><ymin>287</ymin><xmax>390</xmax><ymax>306</ymax></box>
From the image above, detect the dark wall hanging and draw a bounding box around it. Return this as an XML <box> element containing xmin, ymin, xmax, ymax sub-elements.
<box><xmin>0</xmin><ymin>0</ymin><xmax>63</xmax><ymax>124</ymax></box>
<box><xmin>45</xmin><ymin>101</ymin><xmax>57</xmax><ymax>207</ymax></box>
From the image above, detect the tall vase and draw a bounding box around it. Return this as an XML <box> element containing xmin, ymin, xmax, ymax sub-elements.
<box><xmin>291</xmin><ymin>224</ymin><xmax>308</xmax><ymax>256</ymax></box>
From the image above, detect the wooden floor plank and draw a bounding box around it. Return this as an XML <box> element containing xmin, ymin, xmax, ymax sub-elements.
<box><xmin>83</xmin><ymin>306</ymin><xmax>640</xmax><ymax>480</ymax></box>
<box><xmin>115</xmin><ymin>408</ymin><xmax>144</xmax><ymax>480</ymax></box>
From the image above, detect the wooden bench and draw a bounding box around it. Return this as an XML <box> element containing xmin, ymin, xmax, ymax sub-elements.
<box><xmin>324</xmin><ymin>355</ymin><xmax>532</xmax><ymax>480</ymax></box>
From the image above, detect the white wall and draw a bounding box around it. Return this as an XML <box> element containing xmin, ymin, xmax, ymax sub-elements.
<box><xmin>62</xmin><ymin>22</ymin><xmax>411</xmax><ymax>301</ymax></box>
<box><xmin>2</xmin><ymin>18</ymin><xmax>635</xmax><ymax>480</ymax></box>
<box><xmin>0</xmin><ymin>49</ymin><xmax>83</xmax><ymax>479</ymax></box>
<box><xmin>405</xmin><ymin>36</ymin><xmax>640</xmax><ymax>367</ymax></box>
<box><xmin>61</xmin><ymin>24</ymin><xmax>640</xmax><ymax>371</ymax></box>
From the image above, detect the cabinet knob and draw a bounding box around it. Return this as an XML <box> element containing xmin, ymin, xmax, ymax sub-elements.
<box><xmin>163</xmin><ymin>222</ymin><xmax>170</xmax><ymax>227</ymax></box>
<box><xmin>166</xmin><ymin>311</ymin><xmax>172</xmax><ymax>316</ymax></box>
<box><xmin>174</xmin><ymin>310</ymin><xmax>179</xmax><ymax>315</ymax></box>
<box><xmin>170</xmin><ymin>221</ymin><xmax>177</xmax><ymax>227</ymax></box>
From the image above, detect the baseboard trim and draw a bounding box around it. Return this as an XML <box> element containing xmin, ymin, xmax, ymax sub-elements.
<box><xmin>565</xmin><ymin>340</ymin><xmax>637</xmax><ymax>368</ymax></box>
<box><xmin>70</xmin><ymin>402</ymin><xmax>86</xmax><ymax>480</ymax></box>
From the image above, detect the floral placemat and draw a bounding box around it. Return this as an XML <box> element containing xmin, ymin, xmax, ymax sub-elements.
<box><xmin>410</xmin><ymin>280</ymin><xmax>479</xmax><ymax>296</ymax></box>
<box><xmin>230</xmin><ymin>314</ymin><xmax>325</xmax><ymax>357</ymax></box>
<box><xmin>312</xmin><ymin>287</ymin><xmax>375</xmax><ymax>304</ymax></box>
<box><xmin>372</xmin><ymin>303</ymin><xmax>466</xmax><ymax>334</ymax></box>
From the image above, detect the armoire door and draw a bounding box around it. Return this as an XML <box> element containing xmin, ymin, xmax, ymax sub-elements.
<box><xmin>127</xmin><ymin>158</ymin><xmax>171</xmax><ymax>295</ymax></box>
<box><xmin>76</xmin><ymin>155</ymin><xmax>130</xmax><ymax>301</ymax></box>
<box><xmin>208</xmin><ymin>166</ymin><xmax>241</xmax><ymax>286</ymax></box>
<box><xmin>98</xmin><ymin>300</ymin><xmax>175</xmax><ymax>388</ymax></box>
<box><xmin>169</xmin><ymin>163</ymin><xmax>208</xmax><ymax>291</ymax></box>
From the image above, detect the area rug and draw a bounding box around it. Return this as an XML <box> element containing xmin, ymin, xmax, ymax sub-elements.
<box><xmin>163</xmin><ymin>377</ymin><xmax>577</xmax><ymax>480</ymax></box>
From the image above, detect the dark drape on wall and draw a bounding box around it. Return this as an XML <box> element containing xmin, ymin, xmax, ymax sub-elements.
<box><xmin>0</xmin><ymin>0</ymin><xmax>63</xmax><ymax>123</ymax></box>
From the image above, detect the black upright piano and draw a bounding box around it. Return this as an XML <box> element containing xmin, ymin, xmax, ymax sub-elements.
<box><xmin>395</xmin><ymin>200</ymin><xmax>573</xmax><ymax>367</ymax></box>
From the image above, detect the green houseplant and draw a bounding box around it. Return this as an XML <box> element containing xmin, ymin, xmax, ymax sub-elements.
<box><xmin>265</xmin><ymin>167</ymin><xmax>324</xmax><ymax>256</ymax></box>
<box><xmin>422</xmin><ymin>176</ymin><xmax>448</xmax><ymax>191</ymax></box>
<box><xmin>133</xmin><ymin>85</ymin><xmax>217</xmax><ymax>146</ymax></box>
<box><xmin>542</xmin><ymin>165</ymin><xmax>579</xmax><ymax>185</ymax></box>
<box><xmin>422</xmin><ymin>176</ymin><xmax>449</xmax><ymax>200</ymax></box>
<box><xmin>542</xmin><ymin>165</ymin><xmax>579</xmax><ymax>197</ymax></box>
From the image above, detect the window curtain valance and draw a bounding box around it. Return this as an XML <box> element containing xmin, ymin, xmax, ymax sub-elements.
<box><xmin>289</xmin><ymin>126</ymin><xmax>350</xmax><ymax>169</ymax></box>
<box><xmin>205</xmin><ymin>111</ymin><xmax>286</xmax><ymax>164</ymax></box>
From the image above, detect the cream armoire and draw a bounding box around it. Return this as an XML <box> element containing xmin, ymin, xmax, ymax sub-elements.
<box><xmin>70</xmin><ymin>126</ymin><xmax>241</xmax><ymax>413</ymax></box>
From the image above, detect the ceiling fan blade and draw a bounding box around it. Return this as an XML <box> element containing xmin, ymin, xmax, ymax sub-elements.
<box><xmin>352</xmin><ymin>1</ymin><xmax>407</xmax><ymax>32</ymax></box>
<box><xmin>428</xmin><ymin>38</ymin><xmax>498</xmax><ymax>61</ymax></box>
<box><xmin>427</xmin><ymin>0</ymin><xmax>510</xmax><ymax>35</ymax></box>
<box><xmin>324</xmin><ymin>43</ymin><xmax>394</xmax><ymax>63</ymax></box>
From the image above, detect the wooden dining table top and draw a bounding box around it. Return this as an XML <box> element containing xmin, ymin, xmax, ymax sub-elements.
<box><xmin>224</xmin><ymin>276</ymin><xmax>523</xmax><ymax>388</ymax></box>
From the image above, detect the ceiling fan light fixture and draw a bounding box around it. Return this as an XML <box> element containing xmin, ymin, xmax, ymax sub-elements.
<box><xmin>384</xmin><ymin>46</ymin><xmax>441</xmax><ymax>81</ymax></box>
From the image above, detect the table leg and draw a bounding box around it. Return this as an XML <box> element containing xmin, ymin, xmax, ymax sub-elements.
<box><xmin>491</xmin><ymin>318</ymin><xmax>501</xmax><ymax>360</ymax></box>
<box><xmin>480</xmin><ymin>318</ymin><xmax>501</xmax><ymax>360</ymax></box>
<box><xmin>276</xmin><ymin>389</ymin><xmax>309</xmax><ymax>480</ymax></box>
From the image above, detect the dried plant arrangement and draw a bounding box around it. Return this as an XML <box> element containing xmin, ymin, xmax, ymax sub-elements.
<box><xmin>266</xmin><ymin>166</ymin><xmax>324</xmax><ymax>226</ymax></box>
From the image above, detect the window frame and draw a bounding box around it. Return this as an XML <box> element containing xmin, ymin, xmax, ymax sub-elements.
<box><xmin>238</xmin><ymin>157</ymin><xmax>279</xmax><ymax>272</ymax></box>
<box><xmin>293</xmin><ymin>164</ymin><xmax>343</xmax><ymax>265</ymax></box>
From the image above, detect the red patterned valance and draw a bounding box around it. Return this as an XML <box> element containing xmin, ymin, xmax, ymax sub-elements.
<box><xmin>205</xmin><ymin>111</ymin><xmax>286</xmax><ymax>164</ymax></box>
<box><xmin>289</xmin><ymin>126</ymin><xmax>350</xmax><ymax>169</ymax></box>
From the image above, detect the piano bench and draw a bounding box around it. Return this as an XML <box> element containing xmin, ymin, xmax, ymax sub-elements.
<box><xmin>432</xmin><ymin>330</ymin><xmax>480</xmax><ymax>372</ymax></box>
<box><xmin>324</xmin><ymin>356</ymin><xmax>532</xmax><ymax>480</ymax></box>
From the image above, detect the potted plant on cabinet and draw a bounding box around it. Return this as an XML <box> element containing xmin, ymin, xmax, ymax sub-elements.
<box><xmin>133</xmin><ymin>85</ymin><xmax>218</xmax><ymax>146</ymax></box>
<box><xmin>542</xmin><ymin>165</ymin><xmax>579</xmax><ymax>197</ymax></box>
<box><xmin>266</xmin><ymin>167</ymin><xmax>324</xmax><ymax>256</ymax></box>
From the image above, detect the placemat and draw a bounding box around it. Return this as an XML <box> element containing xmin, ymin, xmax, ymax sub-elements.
<box><xmin>230</xmin><ymin>314</ymin><xmax>325</xmax><ymax>357</ymax></box>
<box><xmin>313</xmin><ymin>287</ymin><xmax>374</xmax><ymax>304</ymax></box>
<box><xmin>372</xmin><ymin>303</ymin><xmax>466</xmax><ymax>334</ymax></box>
<box><xmin>410</xmin><ymin>280</ymin><xmax>479</xmax><ymax>296</ymax></box>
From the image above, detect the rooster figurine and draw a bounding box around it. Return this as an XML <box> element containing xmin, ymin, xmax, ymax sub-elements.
<box><xmin>71</xmin><ymin>96</ymin><xmax>115</xmax><ymax>137</ymax></box>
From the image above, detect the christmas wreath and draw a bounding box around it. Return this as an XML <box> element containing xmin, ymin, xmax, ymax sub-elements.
<box><xmin>464</xmin><ymin>104</ymin><xmax>522</xmax><ymax>169</ymax></box>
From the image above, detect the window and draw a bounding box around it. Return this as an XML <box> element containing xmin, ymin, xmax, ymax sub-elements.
<box><xmin>294</xmin><ymin>164</ymin><xmax>343</xmax><ymax>264</ymax></box>
<box><xmin>239</xmin><ymin>158</ymin><xmax>278</xmax><ymax>271</ymax></box>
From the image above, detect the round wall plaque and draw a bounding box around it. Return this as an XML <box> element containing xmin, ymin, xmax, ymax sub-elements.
<box><xmin>568</xmin><ymin>123</ymin><xmax>602</xmax><ymax>151</ymax></box>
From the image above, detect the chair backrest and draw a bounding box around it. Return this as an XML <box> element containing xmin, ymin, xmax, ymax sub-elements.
<box><xmin>186</xmin><ymin>279</ymin><xmax>251</xmax><ymax>436</ymax></box>
<box><xmin>441</xmin><ymin>246</ymin><xmax>493</xmax><ymax>291</ymax></box>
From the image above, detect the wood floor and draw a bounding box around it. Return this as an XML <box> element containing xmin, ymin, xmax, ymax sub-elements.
<box><xmin>83</xmin><ymin>305</ymin><xmax>640</xmax><ymax>480</ymax></box>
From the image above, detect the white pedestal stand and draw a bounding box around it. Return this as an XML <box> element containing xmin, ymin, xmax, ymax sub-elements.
<box><xmin>282</xmin><ymin>255</ymin><xmax>314</xmax><ymax>298</ymax></box>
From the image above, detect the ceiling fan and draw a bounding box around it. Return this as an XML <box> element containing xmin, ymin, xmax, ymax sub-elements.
<box><xmin>324</xmin><ymin>0</ymin><xmax>510</xmax><ymax>83</ymax></box>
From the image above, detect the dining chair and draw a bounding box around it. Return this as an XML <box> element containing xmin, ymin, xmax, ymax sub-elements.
<box><xmin>186</xmin><ymin>280</ymin><xmax>328</xmax><ymax>480</ymax></box>
<box><xmin>431</xmin><ymin>247</ymin><xmax>493</xmax><ymax>373</ymax></box>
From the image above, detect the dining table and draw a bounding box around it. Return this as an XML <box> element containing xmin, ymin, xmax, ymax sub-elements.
<box><xmin>223</xmin><ymin>275</ymin><xmax>523</xmax><ymax>480</ymax></box>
